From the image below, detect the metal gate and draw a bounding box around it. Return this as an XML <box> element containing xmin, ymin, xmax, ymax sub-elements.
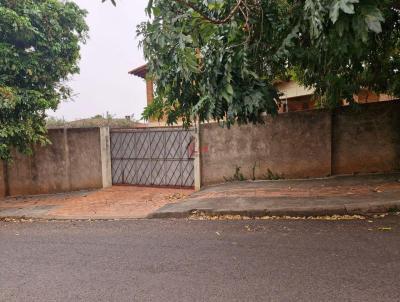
<box><xmin>110</xmin><ymin>128</ymin><xmax>195</xmax><ymax>187</ymax></box>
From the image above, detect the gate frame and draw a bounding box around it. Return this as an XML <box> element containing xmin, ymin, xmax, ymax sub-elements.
<box><xmin>110</xmin><ymin>126</ymin><xmax>201</xmax><ymax>191</ymax></box>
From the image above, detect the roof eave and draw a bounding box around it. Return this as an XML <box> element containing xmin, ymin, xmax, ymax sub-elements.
<box><xmin>129</xmin><ymin>64</ymin><xmax>148</xmax><ymax>79</ymax></box>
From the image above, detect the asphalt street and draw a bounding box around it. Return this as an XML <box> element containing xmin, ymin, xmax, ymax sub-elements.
<box><xmin>1</xmin><ymin>216</ymin><xmax>399</xmax><ymax>302</ymax></box>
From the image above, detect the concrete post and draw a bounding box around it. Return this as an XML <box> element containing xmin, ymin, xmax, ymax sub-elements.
<box><xmin>0</xmin><ymin>161</ymin><xmax>8</xmax><ymax>198</ymax></box>
<box><xmin>100</xmin><ymin>127</ymin><xmax>112</xmax><ymax>188</ymax></box>
<box><xmin>194</xmin><ymin>123</ymin><xmax>202</xmax><ymax>191</ymax></box>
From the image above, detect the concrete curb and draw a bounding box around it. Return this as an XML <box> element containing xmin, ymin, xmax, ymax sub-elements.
<box><xmin>147</xmin><ymin>201</ymin><xmax>400</xmax><ymax>219</ymax></box>
<box><xmin>2</xmin><ymin>201</ymin><xmax>399</xmax><ymax>221</ymax></box>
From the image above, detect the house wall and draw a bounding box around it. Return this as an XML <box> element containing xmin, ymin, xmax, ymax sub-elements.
<box><xmin>146</xmin><ymin>79</ymin><xmax>154</xmax><ymax>106</ymax></box>
<box><xmin>1</xmin><ymin>127</ymin><xmax>112</xmax><ymax>198</ymax></box>
<box><xmin>355</xmin><ymin>89</ymin><xmax>396</xmax><ymax>103</ymax></box>
<box><xmin>286</xmin><ymin>95</ymin><xmax>315</xmax><ymax>112</ymax></box>
<box><xmin>200</xmin><ymin>101</ymin><xmax>400</xmax><ymax>186</ymax></box>
<box><xmin>200</xmin><ymin>110</ymin><xmax>332</xmax><ymax>186</ymax></box>
<box><xmin>275</xmin><ymin>81</ymin><xmax>315</xmax><ymax>99</ymax></box>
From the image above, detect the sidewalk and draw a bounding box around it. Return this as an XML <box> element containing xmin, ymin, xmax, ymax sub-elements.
<box><xmin>0</xmin><ymin>186</ymin><xmax>193</xmax><ymax>220</ymax></box>
<box><xmin>1</xmin><ymin>174</ymin><xmax>399</xmax><ymax>220</ymax></box>
<box><xmin>150</xmin><ymin>174</ymin><xmax>400</xmax><ymax>218</ymax></box>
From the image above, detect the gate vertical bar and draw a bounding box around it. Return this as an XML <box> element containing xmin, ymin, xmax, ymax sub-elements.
<box><xmin>163</xmin><ymin>130</ymin><xmax>166</xmax><ymax>186</ymax></box>
<box><xmin>194</xmin><ymin>124</ymin><xmax>201</xmax><ymax>191</ymax></box>
<box><xmin>180</xmin><ymin>131</ymin><xmax>183</xmax><ymax>187</ymax></box>
<box><xmin>132</xmin><ymin>131</ymin><xmax>136</xmax><ymax>184</ymax></box>
<box><xmin>150</xmin><ymin>131</ymin><xmax>153</xmax><ymax>186</ymax></box>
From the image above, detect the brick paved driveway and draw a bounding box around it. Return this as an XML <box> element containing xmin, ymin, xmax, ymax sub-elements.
<box><xmin>0</xmin><ymin>186</ymin><xmax>194</xmax><ymax>219</ymax></box>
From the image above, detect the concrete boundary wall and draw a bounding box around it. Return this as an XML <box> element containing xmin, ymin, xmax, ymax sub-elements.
<box><xmin>199</xmin><ymin>102</ymin><xmax>400</xmax><ymax>186</ymax></box>
<box><xmin>199</xmin><ymin>110</ymin><xmax>332</xmax><ymax>186</ymax></box>
<box><xmin>332</xmin><ymin>102</ymin><xmax>400</xmax><ymax>175</ymax></box>
<box><xmin>1</xmin><ymin>103</ymin><xmax>398</xmax><ymax>197</ymax></box>
<box><xmin>0</xmin><ymin>127</ymin><xmax>111</xmax><ymax>198</ymax></box>
<box><xmin>0</xmin><ymin>163</ymin><xmax>6</xmax><ymax>198</ymax></box>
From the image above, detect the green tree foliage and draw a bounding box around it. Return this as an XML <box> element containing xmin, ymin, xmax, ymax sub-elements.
<box><xmin>132</xmin><ymin>0</ymin><xmax>400</xmax><ymax>126</ymax></box>
<box><xmin>0</xmin><ymin>0</ymin><xmax>88</xmax><ymax>160</ymax></box>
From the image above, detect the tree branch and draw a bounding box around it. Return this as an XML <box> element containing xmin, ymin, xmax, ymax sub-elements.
<box><xmin>173</xmin><ymin>0</ymin><xmax>244</xmax><ymax>24</ymax></box>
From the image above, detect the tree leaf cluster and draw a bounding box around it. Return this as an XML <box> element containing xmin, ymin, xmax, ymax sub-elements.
<box><xmin>136</xmin><ymin>0</ymin><xmax>399</xmax><ymax>126</ymax></box>
<box><xmin>0</xmin><ymin>0</ymin><xmax>88</xmax><ymax>160</ymax></box>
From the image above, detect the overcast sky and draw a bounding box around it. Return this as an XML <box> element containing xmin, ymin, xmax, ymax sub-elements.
<box><xmin>50</xmin><ymin>0</ymin><xmax>149</xmax><ymax>121</ymax></box>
